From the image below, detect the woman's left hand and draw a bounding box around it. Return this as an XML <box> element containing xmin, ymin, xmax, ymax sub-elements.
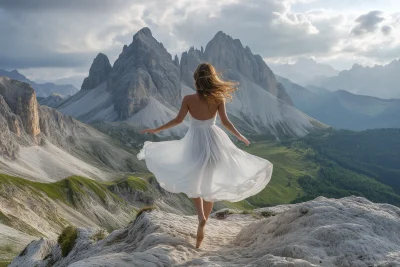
<box><xmin>140</xmin><ymin>128</ymin><xmax>159</xmax><ymax>134</ymax></box>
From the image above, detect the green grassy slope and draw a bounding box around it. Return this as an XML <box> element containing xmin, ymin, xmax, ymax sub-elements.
<box><xmin>241</xmin><ymin>129</ymin><xmax>400</xmax><ymax>207</ymax></box>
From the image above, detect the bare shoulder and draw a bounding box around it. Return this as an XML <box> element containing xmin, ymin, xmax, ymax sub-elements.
<box><xmin>183</xmin><ymin>94</ymin><xmax>198</xmax><ymax>102</ymax></box>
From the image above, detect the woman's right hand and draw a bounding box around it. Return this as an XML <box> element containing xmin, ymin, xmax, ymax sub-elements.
<box><xmin>238</xmin><ymin>135</ymin><xmax>250</xmax><ymax>146</ymax></box>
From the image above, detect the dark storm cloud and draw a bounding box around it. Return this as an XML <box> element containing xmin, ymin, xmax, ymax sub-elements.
<box><xmin>351</xmin><ymin>10</ymin><xmax>384</xmax><ymax>36</ymax></box>
<box><xmin>0</xmin><ymin>0</ymin><xmax>131</xmax><ymax>12</ymax></box>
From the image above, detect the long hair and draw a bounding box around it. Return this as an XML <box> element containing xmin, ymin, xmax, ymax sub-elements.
<box><xmin>193</xmin><ymin>63</ymin><xmax>238</xmax><ymax>106</ymax></box>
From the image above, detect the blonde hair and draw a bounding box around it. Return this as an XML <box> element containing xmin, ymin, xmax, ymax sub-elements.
<box><xmin>193</xmin><ymin>63</ymin><xmax>238</xmax><ymax>106</ymax></box>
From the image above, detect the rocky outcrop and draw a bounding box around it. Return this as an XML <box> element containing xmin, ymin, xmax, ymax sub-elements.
<box><xmin>203</xmin><ymin>31</ymin><xmax>281</xmax><ymax>100</ymax></box>
<box><xmin>81</xmin><ymin>53</ymin><xmax>112</xmax><ymax>90</ymax></box>
<box><xmin>0</xmin><ymin>77</ymin><xmax>40</xmax><ymax>136</ymax></box>
<box><xmin>11</xmin><ymin>196</ymin><xmax>400</xmax><ymax>266</ymax></box>
<box><xmin>109</xmin><ymin>27</ymin><xmax>181</xmax><ymax>119</ymax></box>
<box><xmin>57</xmin><ymin>28</ymin><xmax>323</xmax><ymax>138</ymax></box>
<box><xmin>180</xmin><ymin>31</ymin><xmax>322</xmax><ymax>137</ymax></box>
<box><xmin>0</xmin><ymin>77</ymin><xmax>145</xmax><ymax>180</ymax></box>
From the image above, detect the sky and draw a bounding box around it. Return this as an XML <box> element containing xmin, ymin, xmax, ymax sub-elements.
<box><xmin>0</xmin><ymin>0</ymin><xmax>399</xmax><ymax>82</ymax></box>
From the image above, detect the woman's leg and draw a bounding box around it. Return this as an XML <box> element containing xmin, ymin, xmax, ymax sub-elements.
<box><xmin>192</xmin><ymin>197</ymin><xmax>206</xmax><ymax>248</ymax></box>
<box><xmin>203</xmin><ymin>199</ymin><xmax>214</xmax><ymax>220</ymax></box>
<box><xmin>192</xmin><ymin>197</ymin><xmax>206</xmax><ymax>222</ymax></box>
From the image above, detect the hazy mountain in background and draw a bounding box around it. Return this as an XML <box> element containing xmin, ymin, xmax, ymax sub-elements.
<box><xmin>37</xmin><ymin>93</ymin><xmax>70</xmax><ymax>108</ymax></box>
<box><xmin>0</xmin><ymin>69</ymin><xmax>79</xmax><ymax>97</ymax></box>
<box><xmin>313</xmin><ymin>59</ymin><xmax>400</xmax><ymax>99</ymax></box>
<box><xmin>278</xmin><ymin>75</ymin><xmax>400</xmax><ymax>130</ymax></box>
<box><xmin>51</xmin><ymin>74</ymin><xmax>86</xmax><ymax>89</ymax></box>
<box><xmin>269</xmin><ymin>57</ymin><xmax>339</xmax><ymax>86</ymax></box>
<box><xmin>58</xmin><ymin>28</ymin><xmax>324</xmax><ymax>139</ymax></box>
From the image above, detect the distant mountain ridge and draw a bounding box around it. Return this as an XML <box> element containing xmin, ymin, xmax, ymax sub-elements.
<box><xmin>0</xmin><ymin>69</ymin><xmax>79</xmax><ymax>97</ymax></box>
<box><xmin>58</xmin><ymin>28</ymin><xmax>325</xmax><ymax>138</ymax></box>
<box><xmin>278</xmin><ymin>75</ymin><xmax>400</xmax><ymax>130</ymax></box>
<box><xmin>313</xmin><ymin>59</ymin><xmax>400</xmax><ymax>99</ymax></box>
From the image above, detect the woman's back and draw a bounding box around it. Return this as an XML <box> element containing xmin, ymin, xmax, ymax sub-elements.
<box><xmin>186</xmin><ymin>94</ymin><xmax>220</xmax><ymax>120</ymax></box>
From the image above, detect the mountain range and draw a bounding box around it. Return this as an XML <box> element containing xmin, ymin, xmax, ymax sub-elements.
<box><xmin>57</xmin><ymin>28</ymin><xmax>325</xmax><ymax>138</ymax></box>
<box><xmin>278</xmin><ymin>75</ymin><xmax>400</xmax><ymax>130</ymax></box>
<box><xmin>0</xmin><ymin>69</ymin><xmax>79</xmax><ymax>98</ymax></box>
<box><xmin>312</xmin><ymin>59</ymin><xmax>400</xmax><ymax>99</ymax></box>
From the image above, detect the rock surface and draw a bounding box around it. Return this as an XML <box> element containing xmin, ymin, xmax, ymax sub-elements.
<box><xmin>0</xmin><ymin>69</ymin><xmax>79</xmax><ymax>97</ymax></box>
<box><xmin>58</xmin><ymin>28</ymin><xmax>325</xmax><ymax>138</ymax></box>
<box><xmin>81</xmin><ymin>53</ymin><xmax>112</xmax><ymax>90</ymax></box>
<box><xmin>179</xmin><ymin>31</ymin><xmax>324</xmax><ymax>137</ymax></box>
<box><xmin>0</xmin><ymin>77</ymin><xmax>40</xmax><ymax>136</ymax></box>
<box><xmin>109</xmin><ymin>27</ymin><xmax>181</xmax><ymax>119</ymax></box>
<box><xmin>10</xmin><ymin>196</ymin><xmax>400</xmax><ymax>267</ymax></box>
<box><xmin>0</xmin><ymin>77</ymin><xmax>144</xmax><ymax>181</ymax></box>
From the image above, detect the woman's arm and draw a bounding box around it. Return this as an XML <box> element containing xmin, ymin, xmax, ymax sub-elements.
<box><xmin>140</xmin><ymin>96</ymin><xmax>189</xmax><ymax>134</ymax></box>
<box><xmin>218</xmin><ymin>100</ymin><xmax>250</xmax><ymax>146</ymax></box>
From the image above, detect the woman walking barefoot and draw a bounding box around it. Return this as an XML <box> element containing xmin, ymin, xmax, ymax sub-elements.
<box><xmin>138</xmin><ymin>63</ymin><xmax>273</xmax><ymax>248</ymax></box>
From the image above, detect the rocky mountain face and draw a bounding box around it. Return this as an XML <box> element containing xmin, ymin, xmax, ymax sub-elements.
<box><xmin>81</xmin><ymin>53</ymin><xmax>112</xmax><ymax>90</ymax></box>
<box><xmin>0</xmin><ymin>77</ymin><xmax>144</xmax><ymax>181</ymax></box>
<box><xmin>59</xmin><ymin>28</ymin><xmax>323</xmax><ymax>138</ymax></box>
<box><xmin>10</xmin><ymin>196</ymin><xmax>400</xmax><ymax>267</ymax></box>
<box><xmin>279</xmin><ymin>75</ymin><xmax>400</xmax><ymax>130</ymax></box>
<box><xmin>109</xmin><ymin>27</ymin><xmax>181</xmax><ymax>119</ymax></box>
<box><xmin>313</xmin><ymin>59</ymin><xmax>400</xmax><ymax>99</ymax></box>
<box><xmin>58</xmin><ymin>28</ymin><xmax>185</xmax><ymax>137</ymax></box>
<box><xmin>180</xmin><ymin>31</ymin><xmax>321</xmax><ymax>136</ymax></box>
<box><xmin>0</xmin><ymin>69</ymin><xmax>79</xmax><ymax>97</ymax></box>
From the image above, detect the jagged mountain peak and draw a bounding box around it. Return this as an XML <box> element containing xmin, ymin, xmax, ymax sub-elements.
<box><xmin>81</xmin><ymin>53</ymin><xmax>112</xmax><ymax>90</ymax></box>
<box><xmin>135</xmin><ymin>27</ymin><xmax>153</xmax><ymax>38</ymax></box>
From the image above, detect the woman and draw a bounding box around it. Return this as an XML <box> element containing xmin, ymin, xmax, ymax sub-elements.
<box><xmin>138</xmin><ymin>63</ymin><xmax>273</xmax><ymax>248</ymax></box>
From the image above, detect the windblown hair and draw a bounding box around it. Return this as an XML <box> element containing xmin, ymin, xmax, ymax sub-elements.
<box><xmin>193</xmin><ymin>63</ymin><xmax>238</xmax><ymax>106</ymax></box>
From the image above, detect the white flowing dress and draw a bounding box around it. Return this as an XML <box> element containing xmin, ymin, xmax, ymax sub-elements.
<box><xmin>137</xmin><ymin>114</ymin><xmax>273</xmax><ymax>202</ymax></box>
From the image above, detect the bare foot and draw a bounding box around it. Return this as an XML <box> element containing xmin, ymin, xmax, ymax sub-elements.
<box><xmin>196</xmin><ymin>218</ymin><xmax>207</xmax><ymax>248</ymax></box>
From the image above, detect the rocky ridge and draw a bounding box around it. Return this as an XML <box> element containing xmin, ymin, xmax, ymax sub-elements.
<box><xmin>10</xmin><ymin>196</ymin><xmax>400</xmax><ymax>267</ymax></box>
<box><xmin>0</xmin><ymin>77</ymin><xmax>144</xmax><ymax>181</ymax></box>
<box><xmin>58</xmin><ymin>28</ymin><xmax>324</xmax><ymax>138</ymax></box>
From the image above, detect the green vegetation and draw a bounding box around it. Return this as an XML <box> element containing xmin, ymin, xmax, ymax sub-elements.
<box><xmin>241</xmin><ymin>128</ymin><xmax>400</xmax><ymax>207</ymax></box>
<box><xmin>0</xmin><ymin>174</ymin><xmax>149</xmax><ymax>208</ymax></box>
<box><xmin>107</xmin><ymin>176</ymin><xmax>148</xmax><ymax>192</ymax></box>
<box><xmin>91</xmin><ymin>229</ymin><xmax>108</xmax><ymax>242</ymax></box>
<box><xmin>241</xmin><ymin>142</ymin><xmax>314</xmax><ymax>206</ymax></box>
<box><xmin>58</xmin><ymin>226</ymin><xmax>78</xmax><ymax>257</ymax></box>
<box><xmin>297</xmin><ymin>128</ymin><xmax>400</xmax><ymax>194</ymax></box>
<box><xmin>0</xmin><ymin>262</ymin><xmax>10</xmax><ymax>267</ymax></box>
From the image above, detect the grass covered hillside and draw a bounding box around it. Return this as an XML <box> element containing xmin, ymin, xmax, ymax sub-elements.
<box><xmin>241</xmin><ymin>128</ymin><xmax>400</xmax><ymax>207</ymax></box>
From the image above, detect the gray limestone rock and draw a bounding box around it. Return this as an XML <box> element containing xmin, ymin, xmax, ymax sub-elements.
<box><xmin>81</xmin><ymin>53</ymin><xmax>112</xmax><ymax>90</ymax></box>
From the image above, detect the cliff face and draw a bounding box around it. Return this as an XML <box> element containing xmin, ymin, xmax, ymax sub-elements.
<box><xmin>0</xmin><ymin>77</ymin><xmax>40</xmax><ymax>137</ymax></box>
<box><xmin>81</xmin><ymin>53</ymin><xmax>112</xmax><ymax>90</ymax></box>
<box><xmin>203</xmin><ymin>31</ymin><xmax>280</xmax><ymax>99</ymax></box>
<box><xmin>109</xmin><ymin>27</ymin><xmax>181</xmax><ymax>119</ymax></box>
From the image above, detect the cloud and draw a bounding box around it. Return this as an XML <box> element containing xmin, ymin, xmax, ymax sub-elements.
<box><xmin>0</xmin><ymin>0</ymin><xmax>399</xmax><ymax>78</ymax></box>
<box><xmin>351</xmin><ymin>11</ymin><xmax>385</xmax><ymax>36</ymax></box>
<box><xmin>381</xmin><ymin>25</ymin><xmax>393</xmax><ymax>35</ymax></box>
